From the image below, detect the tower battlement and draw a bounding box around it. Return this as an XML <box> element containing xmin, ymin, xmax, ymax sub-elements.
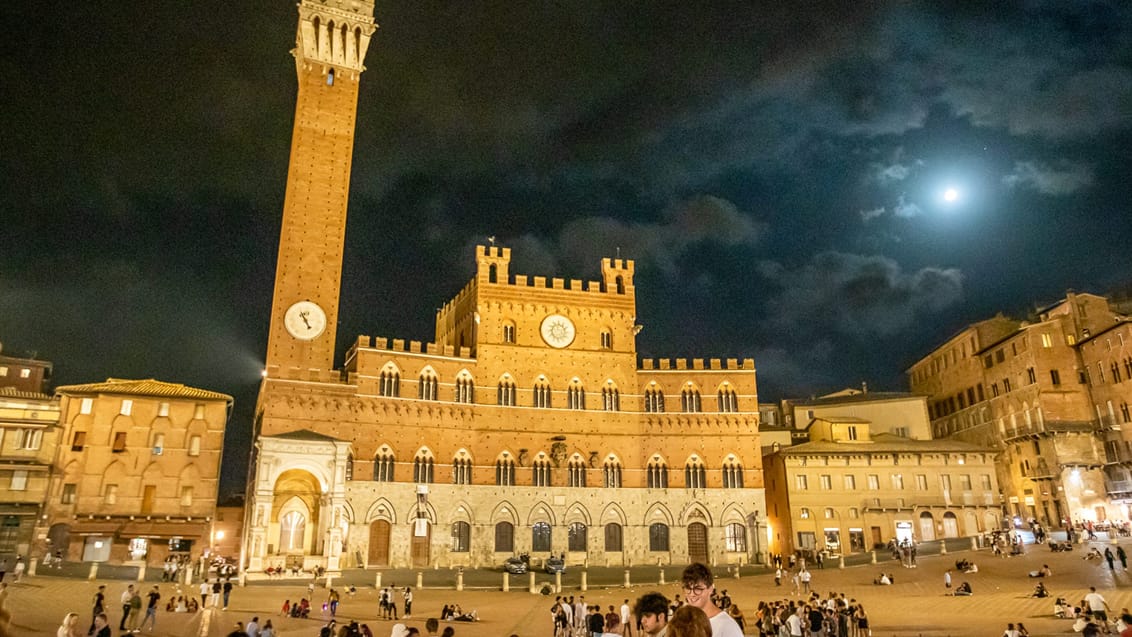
<box><xmin>639</xmin><ymin>357</ymin><xmax>754</xmax><ymax>371</ymax></box>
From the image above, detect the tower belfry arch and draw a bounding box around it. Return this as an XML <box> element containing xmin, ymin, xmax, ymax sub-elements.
<box><xmin>264</xmin><ymin>0</ymin><xmax>377</xmax><ymax>377</ymax></box>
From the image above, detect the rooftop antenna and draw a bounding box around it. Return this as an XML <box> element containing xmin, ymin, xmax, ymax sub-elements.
<box><xmin>616</xmin><ymin>246</ymin><xmax>621</xmax><ymax>259</ymax></box>
<box><xmin>487</xmin><ymin>236</ymin><xmax>496</xmax><ymax>246</ymax></box>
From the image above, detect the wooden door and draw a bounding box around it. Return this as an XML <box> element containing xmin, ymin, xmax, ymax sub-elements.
<box><xmin>368</xmin><ymin>520</ymin><xmax>390</xmax><ymax>567</ymax></box>
<box><xmin>687</xmin><ymin>522</ymin><xmax>708</xmax><ymax>564</ymax></box>
<box><xmin>141</xmin><ymin>485</ymin><xmax>156</xmax><ymax>514</ymax></box>
<box><xmin>410</xmin><ymin>520</ymin><xmax>431</xmax><ymax>567</ymax></box>
<box><xmin>870</xmin><ymin>526</ymin><xmax>882</xmax><ymax>548</ymax></box>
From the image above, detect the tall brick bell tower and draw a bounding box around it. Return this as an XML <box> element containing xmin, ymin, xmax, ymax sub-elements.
<box><xmin>264</xmin><ymin>0</ymin><xmax>376</xmax><ymax>378</ymax></box>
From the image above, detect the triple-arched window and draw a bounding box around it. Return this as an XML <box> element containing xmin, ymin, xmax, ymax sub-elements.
<box><xmin>418</xmin><ymin>371</ymin><xmax>438</xmax><ymax>400</ymax></box>
<box><xmin>644</xmin><ymin>388</ymin><xmax>665</xmax><ymax>413</ymax></box>
<box><xmin>717</xmin><ymin>386</ymin><xmax>737</xmax><ymax>412</ymax></box>
<box><xmin>685</xmin><ymin>458</ymin><xmax>706</xmax><ymax>489</ymax></box>
<box><xmin>380</xmin><ymin>369</ymin><xmax>400</xmax><ymax>397</ymax></box>
<box><xmin>568</xmin><ymin>457</ymin><xmax>587</xmax><ymax>487</ymax></box>
<box><xmin>533</xmin><ymin>382</ymin><xmax>552</xmax><ymax>408</ymax></box>
<box><xmin>602</xmin><ymin>386</ymin><xmax>620</xmax><ymax>411</ymax></box>
<box><xmin>682</xmin><ymin>388</ymin><xmax>702</xmax><ymax>412</ymax></box>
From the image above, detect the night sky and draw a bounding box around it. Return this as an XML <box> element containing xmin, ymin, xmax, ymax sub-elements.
<box><xmin>3</xmin><ymin>2</ymin><xmax>1132</xmax><ymax>495</ymax></box>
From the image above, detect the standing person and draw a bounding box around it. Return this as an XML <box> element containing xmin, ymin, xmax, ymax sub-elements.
<box><xmin>680</xmin><ymin>563</ymin><xmax>743</xmax><ymax>637</ymax></box>
<box><xmin>57</xmin><ymin>612</ymin><xmax>83</xmax><ymax>637</ymax></box>
<box><xmin>620</xmin><ymin>599</ymin><xmax>632</xmax><ymax>637</ymax></box>
<box><xmin>774</xmin><ymin>567</ymin><xmax>782</xmax><ymax>587</ymax></box>
<box><xmin>119</xmin><ymin>584</ymin><xmax>135</xmax><ymax>631</ymax></box>
<box><xmin>210</xmin><ymin>580</ymin><xmax>222</xmax><ymax>608</ymax></box>
<box><xmin>944</xmin><ymin>569</ymin><xmax>952</xmax><ymax>592</ymax></box>
<box><xmin>633</xmin><ymin>592</ymin><xmax>669</xmax><ymax>637</ymax></box>
<box><xmin>1085</xmin><ymin>587</ymin><xmax>1112</xmax><ymax>626</ymax></box>
<box><xmin>223</xmin><ymin>579</ymin><xmax>234</xmax><ymax>610</ymax></box>
<box><xmin>90</xmin><ymin>613</ymin><xmax>111</xmax><ymax>637</ymax></box>
<box><xmin>590</xmin><ymin>605</ymin><xmax>608</xmax><ymax>637</ymax></box>
<box><xmin>199</xmin><ymin>580</ymin><xmax>209</xmax><ymax>609</ymax></box>
<box><xmin>800</xmin><ymin>569</ymin><xmax>812</xmax><ymax>594</ymax></box>
<box><xmin>125</xmin><ymin>586</ymin><xmax>143</xmax><ymax>633</ymax></box>
<box><xmin>403</xmin><ymin>586</ymin><xmax>413</xmax><ymax>618</ymax></box>
<box><xmin>11</xmin><ymin>557</ymin><xmax>24</xmax><ymax>583</ymax></box>
<box><xmin>575</xmin><ymin>596</ymin><xmax>588</xmax><ymax>632</ymax></box>
<box><xmin>90</xmin><ymin>585</ymin><xmax>106</xmax><ymax>634</ymax></box>
<box><xmin>1120</xmin><ymin>546</ymin><xmax>1129</xmax><ymax>570</ymax></box>
<box><xmin>327</xmin><ymin>589</ymin><xmax>339</xmax><ymax>617</ymax></box>
<box><xmin>854</xmin><ymin>604</ymin><xmax>869</xmax><ymax>637</ymax></box>
<box><xmin>140</xmin><ymin>585</ymin><xmax>161</xmax><ymax>632</ymax></box>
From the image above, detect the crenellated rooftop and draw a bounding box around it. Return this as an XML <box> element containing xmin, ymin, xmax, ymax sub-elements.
<box><xmin>639</xmin><ymin>358</ymin><xmax>755</xmax><ymax>371</ymax></box>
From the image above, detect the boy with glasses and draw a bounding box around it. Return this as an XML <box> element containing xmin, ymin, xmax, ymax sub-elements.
<box><xmin>680</xmin><ymin>563</ymin><xmax>742</xmax><ymax>637</ymax></box>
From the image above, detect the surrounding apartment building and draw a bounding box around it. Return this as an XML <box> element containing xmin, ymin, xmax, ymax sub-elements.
<box><xmin>46</xmin><ymin>379</ymin><xmax>232</xmax><ymax>563</ymax></box>
<box><xmin>0</xmin><ymin>347</ymin><xmax>60</xmax><ymax>557</ymax></box>
<box><xmin>764</xmin><ymin>418</ymin><xmax>1000</xmax><ymax>558</ymax></box>
<box><xmin>908</xmin><ymin>291</ymin><xmax>1131</xmax><ymax>527</ymax></box>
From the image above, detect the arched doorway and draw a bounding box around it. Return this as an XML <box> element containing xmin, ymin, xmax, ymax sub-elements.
<box><xmin>410</xmin><ymin>519</ymin><xmax>431</xmax><ymax>567</ymax></box>
<box><xmin>942</xmin><ymin>512</ymin><xmax>959</xmax><ymax>538</ymax></box>
<box><xmin>687</xmin><ymin>522</ymin><xmax>708</xmax><ymax>564</ymax></box>
<box><xmin>368</xmin><ymin>520</ymin><xmax>391</xmax><ymax>567</ymax></box>
<box><xmin>47</xmin><ymin>523</ymin><xmax>70</xmax><ymax>560</ymax></box>
<box><xmin>919</xmin><ymin>512</ymin><xmax>936</xmax><ymax>541</ymax></box>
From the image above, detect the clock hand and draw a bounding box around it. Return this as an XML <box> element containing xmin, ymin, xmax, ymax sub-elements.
<box><xmin>300</xmin><ymin>311</ymin><xmax>311</xmax><ymax>328</ymax></box>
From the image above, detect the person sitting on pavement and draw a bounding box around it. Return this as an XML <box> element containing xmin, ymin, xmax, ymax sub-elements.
<box><xmin>1055</xmin><ymin>598</ymin><xmax>1069</xmax><ymax>618</ymax></box>
<box><xmin>1029</xmin><ymin>564</ymin><xmax>1052</xmax><ymax>578</ymax></box>
<box><xmin>873</xmin><ymin>573</ymin><xmax>891</xmax><ymax>585</ymax></box>
<box><xmin>954</xmin><ymin>582</ymin><xmax>972</xmax><ymax>596</ymax></box>
<box><xmin>1032</xmin><ymin>582</ymin><xmax>1050</xmax><ymax>598</ymax></box>
<box><xmin>1084</xmin><ymin>548</ymin><xmax>1103</xmax><ymax>561</ymax></box>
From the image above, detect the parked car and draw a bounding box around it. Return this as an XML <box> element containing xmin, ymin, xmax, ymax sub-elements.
<box><xmin>544</xmin><ymin>556</ymin><xmax>566</xmax><ymax>574</ymax></box>
<box><xmin>503</xmin><ymin>556</ymin><xmax>528</xmax><ymax>574</ymax></box>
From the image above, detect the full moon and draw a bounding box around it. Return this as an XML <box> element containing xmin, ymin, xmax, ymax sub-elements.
<box><xmin>943</xmin><ymin>187</ymin><xmax>961</xmax><ymax>202</ymax></box>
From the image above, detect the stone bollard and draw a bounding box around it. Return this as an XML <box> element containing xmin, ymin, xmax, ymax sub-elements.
<box><xmin>503</xmin><ymin>572</ymin><xmax>510</xmax><ymax>592</ymax></box>
<box><xmin>28</xmin><ymin>558</ymin><xmax>37</xmax><ymax>577</ymax></box>
<box><xmin>375</xmin><ymin>572</ymin><xmax>382</xmax><ymax>590</ymax></box>
<box><xmin>417</xmin><ymin>572</ymin><xmax>423</xmax><ymax>589</ymax></box>
<box><xmin>581</xmin><ymin>570</ymin><xmax>588</xmax><ymax>592</ymax></box>
<box><xmin>838</xmin><ymin>555</ymin><xmax>845</xmax><ymax>570</ymax></box>
<box><xmin>528</xmin><ymin>570</ymin><xmax>536</xmax><ymax>594</ymax></box>
<box><xmin>624</xmin><ymin>569</ymin><xmax>631</xmax><ymax>588</ymax></box>
<box><xmin>870</xmin><ymin>550</ymin><xmax>876</xmax><ymax>564</ymax></box>
<box><xmin>940</xmin><ymin>541</ymin><xmax>948</xmax><ymax>555</ymax></box>
<box><xmin>734</xmin><ymin>565</ymin><xmax>741</xmax><ymax>579</ymax></box>
<box><xmin>137</xmin><ymin>565</ymin><xmax>146</xmax><ymax>581</ymax></box>
<box><xmin>971</xmin><ymin>537</ymin><xmax>978</xmax><ymax>551</ymax></box>
<box><xmin>326</xmin><ymin>575</ymin><xmax>334</xmax><ymax>590</ymax></box>
<box><xmin>658</xmin><ymin>569</ymin><xmax>665</xmax><ymax>585</ymax></box>
<box><xmin>89</xmin><ymin>562</ymin><xmax>99</xmax><ymax>580</ymax></box>
<box><xmin>456</xmin><ymin>570</ymin><xmax>464</xmax><ymax>592</ymax></box>
<box><xmin>555</xmin><ymin>571</ymin><xmax>562</xmax><ymax>593</ymax></box>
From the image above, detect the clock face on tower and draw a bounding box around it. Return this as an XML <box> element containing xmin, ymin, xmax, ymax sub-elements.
<box><xmin>284</xmin><ymin>301</ymin><xmax>327</xmax><ymax>341</ymax></box>
<box><xmin>540</xmin><ymin>314</ymin><xmax>576</xmax><ymax>348</ymax></box>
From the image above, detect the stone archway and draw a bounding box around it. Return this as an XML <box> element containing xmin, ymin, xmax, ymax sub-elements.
<box><xmin>919</xmin><ymin>512</ymin><xmax>936</xmax><ymax>541</ymax></box>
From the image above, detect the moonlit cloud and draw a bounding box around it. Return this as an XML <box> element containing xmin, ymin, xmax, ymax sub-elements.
<box><xmin>892</xmin><ymin>195</ymin><xmax>923</xmax><ymax>218</ymax></box>
<box><xmin>859</xmin><ymin>207</ymin><xmax>887</xmax><ymax>222</ymax></box>
<box><xmin>1002</xmin><ymin>160</ymin><xmax>1095</xmax><ymax>195</ymax></box>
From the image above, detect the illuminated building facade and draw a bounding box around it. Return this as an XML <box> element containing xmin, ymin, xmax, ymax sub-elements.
<box><xmin>244</xmin><ymin>0</ymin><xmax>765</xmax><ymax>573</ymax></box>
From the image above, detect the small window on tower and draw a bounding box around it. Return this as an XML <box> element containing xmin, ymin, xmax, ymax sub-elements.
<box><xmin>327</xmin><ymin>68</ymin><xmax>335</xmax><ymax>86</ymax></box>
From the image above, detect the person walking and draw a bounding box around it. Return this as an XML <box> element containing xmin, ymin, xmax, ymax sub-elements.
<box><xmin>944</xmin><ymin>569</ymin><xmax>952</xmax><ymax>593</ymax></box>
<box><xmin>1106</xmin><ymin>548</ymin><xmax>1117</xmax><ymax>571</ymax></box>
<box><xmin>140</xmin><ymin>585</ymin><xmax>161</xmax><ymax>632</ymax></box>
<box><xmin>223</xmin><ymin>579</ymin><xmax>234</xmax><ymax>610</ymax></box>
<box><xmin>11</xmin><ymin>557</ymin><xmax>24</xmax><ymax>583</ymax></box>
<box><xmin>403</xmin><ymin>587</ymin><xmax>413</xmax><ymax>618</ymax></box>
<box><xmin>1119</xmin><ymin>546</ymin><xmax>1128</xmax><ymax>570</ymax></box>
<box><xmin>90</xmin><ymin>584</ymin><xmax>106</xmax><ymax>634</ymax></box>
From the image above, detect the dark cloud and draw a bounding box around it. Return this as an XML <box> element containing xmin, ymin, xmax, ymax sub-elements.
<box><xmin>508</xmin><ymin>195</ymin><xmax>765</xmax><ymax>276</ymax></box>
<box><xmin>757</xmin><ymin>252</ymin><xmax>964</xmax><ymax>339</ymax></box>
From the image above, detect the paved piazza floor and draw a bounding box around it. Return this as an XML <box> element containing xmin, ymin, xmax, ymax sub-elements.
<box><xmin>7</xmin><ymin>537</ymin><xmax>1132</xmax><ymax>636</ymax></box>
